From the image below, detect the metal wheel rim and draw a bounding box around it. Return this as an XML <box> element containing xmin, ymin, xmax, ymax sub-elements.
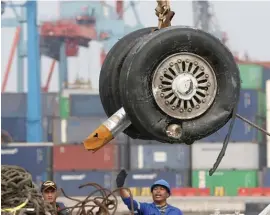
<box><xmin>152</xmin><ymin>52</ymin><xmax>217</xmax><ymax>120</ymax></box>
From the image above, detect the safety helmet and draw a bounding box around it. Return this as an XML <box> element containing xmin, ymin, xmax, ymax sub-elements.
<box><xmin>150</xmin><ymin>179</ymin><xmax>171</xmax><ymax>195</ymax></box>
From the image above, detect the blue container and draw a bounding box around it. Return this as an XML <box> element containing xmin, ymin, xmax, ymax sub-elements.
<box><xmin>66</xmin><ymin>117</ymin><xmax>106</xmax><ymax>143</ymax></box>
<box><xmin>199</xmin><ymin>116</ymin><xmax>259</xmax><ymax>142</ymax></box>
<box><xmin>1</xmin><ymin>144</ymin><xmax>52</xmax><ymax>174</ymax></box>
<box><xmin>1</xmin><ymin>93</ymin><xmax>58</xmax><ymax>117</ymax></box>
<box><xmin>262</xmin><ymin>168</ymin><xmax>270</xmax><ymax>187</ymax></box>
<box><xmin>1</xmin><ymin>117</ymin><xmax>27</xmax><ymax>142</ymax></box>
<box><xmin>70</xmin><ymin>94</ymin><xmax>106</xmax><ymax>117</ymax></box>
<box><xmin>130</xmin><ymin>141</ymin><xmax>190</xmax><ymax>170</ymax></box>
<box><xmin>1</xmin><ymin>93</ymin><xmax>26</xmax><ymax>117</ymax></box>
<box><xmin>42</xmin><ymin>93</ymin><xmax>58</xmax><ymax>117</ymax></box>
<box><xmin>43</xmin><ymin>117</ymin><xmax>53</xmax><ymax>142</ymax></box>
<box><xmin>125</xmin><ymin>170</ymin><xmax>190</xmax><ymax>188</ymax></box>
<box><xmin>32</xmin><ymin>172</ymin><xmax>49</xmax><ymax>187</ymax></box>
<box><xmin>237</xmin><ymin>89</ymin><xmax>258</xmax><ymax>116</ymax></box>
<box><xmin>54</xmin><ymin>171</ymin><xmax>114</xmax><ymax>196</ymax></box>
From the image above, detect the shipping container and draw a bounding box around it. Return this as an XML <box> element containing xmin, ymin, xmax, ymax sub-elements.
<box><xmin>1</xmin><ymin>93</ymin><xmax>26</xmax><ymax>117</ymax></box>
<box><xmin>191</xmin><ymin>143</ymin><xmax>259</xmax><ymax>170</ymax></box>
<box><xmin>69</xmin><ymin>94</ymin><xmax>106</xmax><ymax>117</ymax></box>
<box><xmin>32</xmin><ymin>172</ymin><xmax>49</xmax><ymax>187</ymax></box>
<box><xmin>237</xmin><ymin>89</ymin><xmax>266</xmax><ymax>117</ymax></box>
<box><xmin>53</xmin><ymin>144</ymin><xmax>118</xmax><ymax>171</ymax></box>
<box><xmin>66</xmin><ymin>117</ymin><xmax>107</xmax><ymax>143</ymax></box>
<box><xmin>1</xmin><ymin>117</ymin><xmax>54</xmax><ymax>142</ymax></box>
<box><xmin>258</xmin><ymin>91</ymin><xmax>267</xmax><ymax>117</ymax></box>
<box><xmin>192</xmin><ymin>170</ymin><xmax>258</xmax><ymax>196</ymax></box>
<box><xmin>43</xmin><ymin>117</ymin><xmax>53</xmax><ymax>142</ymax></box>
<box><xmin>262</xmin><ymin>168</ymin><xmax>270</xmax><ymax>187</ymax></box>
<box><xmin>129</xmin><ymin>140</ymin><xmax>190</xmax><ymax>170</ymax></box>
<box><xmin>1</xmin><ymin>143</ymin><xmax>53</xmax><ymax>176</ymax></box>
<box><xmin>42</xmin><ymin>93</ymin><xmax>59</xmax><ymax>117</ymax></box>
<box><xmin>54</xmin><ymin>171</ymin><xmax>114</xmax><ymax>196</ymax></box>
<box><xmin>1</xmin><ymin>117</ymin><xmax>27</xmax><ymax>142</ymax></box>
<box><xmin>1</xmin><ymin>93</ymin><xmax>59</xmax><ymax>117</ymax></box>
<box><xmin>59</xmin><ymin>96</ymin><xmax>69</xmax><ymax>119</ymax></box>
<box><xmin>239</xmin><ymin>64</ymin><xmax>270</xmax><ymax>91</ymax></box>
<box><xmin>258</xmin><ymin>144</ymin><xmax>267</xmax><ymax>169</ymax></box>
<box><xmin>52</xmin><ymin>118</ymin><xmax>62</xmax><ymax>144</ymax></box>
<box><xmin>198</xmin><ymin>116</ymin><xmax>263</xmax><ymax>143</ymax></box>
<box><xmin>125</xmin><ymin>170</ymin><xmax>190</xmax><ymax>191</ymax></box>
<box><xmin>239</xmin><ymin>64</ymin><xmax>263</xmax><ymax>90</ymax></box>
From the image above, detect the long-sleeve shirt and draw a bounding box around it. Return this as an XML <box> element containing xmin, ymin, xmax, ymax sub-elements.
<box><xmin>122</xmin><ymin>197</ymin><xmax>183</xmax><ymax>215</ymax></box>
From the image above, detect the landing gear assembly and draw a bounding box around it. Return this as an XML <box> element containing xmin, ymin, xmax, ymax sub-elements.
<box><xmin>83</xmin><ymin>1</ymin><xmax>270</xmax><ymax>174</ymax></box>
<box><xmin>96</xmin><ymin>26</ymin><xmax>240</xmax><ymax>145</ymax></box>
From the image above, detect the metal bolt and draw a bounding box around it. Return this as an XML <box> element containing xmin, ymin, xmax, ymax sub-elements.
<box><xmin>206</xmin><ymin>92</ymin><xmax>209</xmax><ymax>96</ymax></box>
<box><xmin>172</xmin><ymin>106</ymin><xmax>176</xmax><ymax>110</ymax></box>
<box><xmin>180</xmin><ymin>108</ymin><xmax>184</xmax><ymax>113</ymax></box>
<box><xmin>160</xmin><ymin>76</ymin><xmax>164</xmax><ymax>80</ymax></box>
<box><xmin>166</xmin><ymin>124</ymin><xmax>182</xmax><ymax>139</ymax></box>
<box><xmin>185</xmin><ymin>59</ymin><xmax>189</xmax><ymax>63</ymax></box>
<box><xmin>205</xmin><ymin>74</ymin><xmax>209</xmax><ymax>78</ymax></box>
<box><xmin>177</xmin><ymin>59</ymin><xmax>181</xmax><ymax>63</ymax></box>
<box><xmin>164</xmin><ymin>69</ymin><xmax>167</xmax><ymax>73</ymax></box>
<box><xmin>194</xmin><ymin>61</ymin><xmax>198</xmax><ymax>66</ymax></box>
<box><xmin>200</xmin><ymin>67</ymin><xmax>204</xmax><ymax>71</ymax></box>
<box><xmin>160</xmin><ymin>93</ymin><xmax>164</xmax><ymax>97</ymax></box>
<box><xmin>159</xmin><ymin>85</ymin><xmax>163</xmax><ymax>89</ymax></box>
<box><xmin>196</xmin><ymin>105</ymin><xmax>200</xmax><ymax>109</ymax></box>
<box><xmin>170</xmin><ymin>62</ymin><xmax>174</xmax><ymax>67</ymax></box>
<box><xmin>207</xmin><ymin>82</ymin><xmax>211</xmax><ymax>87</ymax></box>
<box><xmin>188</xmin><ymin>108</ymin><xmax>192</xmax><ymax>112</ymax></box>
<box><xmin>165</xmin><ymin>101</ymin><xmax>169</xmax><ymax>105</ymax></box>
<box><xmin>202</xmin><ymin>99</ymin><xmax>206</xmax><ymax>103</ymax></box>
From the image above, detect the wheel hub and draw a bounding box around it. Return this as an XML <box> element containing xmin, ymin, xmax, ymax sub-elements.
<box><xmin>152</xmin><ymin>53</ymin><xmax>217</xmax><ymax>120</ymax></box>
<box><xmin>172</xmin><ymin>73</ymin><xmax>198</xmax><ymax>100</ymax></box>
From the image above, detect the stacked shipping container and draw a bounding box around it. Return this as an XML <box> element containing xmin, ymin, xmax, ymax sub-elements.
<box><xmin>1</xmin><ymin>93</ymin><xmax>59</xmax><ymax>142</ymax></box>
<box><xmin>53</xmin><ymin>144</ymin><xmax>119</xmax><ymax>196</ymax></box>
<box><xmin>1</xmin><ymin>143</ymin><xmax>53</xmax><ymax>185</ymax></box>
<box><xmin>191</xmin><ymin>143</ymin><xmax>259</xmax><ymax>196</ymax></box>
<box><xmin>192</xmin><ymin>63</ymin><xmax>270</xmax><ymax>196</ymax></box>
<box><xmin>127</xmin><ymin>139</ymin><xmax>191</xmax><ymax>196</ymax></box>
<box><xmin>1</xmin><ymin>63</ymin><xmax>270</xmax><ymax>196</ymax></box>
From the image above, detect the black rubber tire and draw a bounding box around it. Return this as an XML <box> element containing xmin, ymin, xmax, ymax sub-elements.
<box><xmin>99</xmin><ymin>27</ymin><xmax>156</xmax><ymax>139</ymax></box>
<box><xmin>119</xmin><ymin>26</ymin><xmax>241</xmax><ymax>144</ymax></box>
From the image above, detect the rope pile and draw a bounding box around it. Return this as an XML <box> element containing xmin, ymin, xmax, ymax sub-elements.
<box><xmin>59</xmin><ymin>183</ymin><xmax>135</xmax><ymax>215</ymax></box>
<box><xmin>1</xmin><ymin>165</ymin><xmax>135</xmax><ymax>215</ymax></box>
<box><xmin>1</xmin><ymin>165</ymin><xmax>55</xmax><ymax>215</ymax></box>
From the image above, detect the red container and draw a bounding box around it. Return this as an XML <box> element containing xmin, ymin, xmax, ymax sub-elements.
<box><xmin>53</xmin><ymin>143</ymin><xmax>118</xmax><ymax>171</ymax></box>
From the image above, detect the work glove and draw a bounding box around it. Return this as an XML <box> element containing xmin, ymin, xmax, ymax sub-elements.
<box><xmin>116</xmin><ymin>169</ymin><xmax>128</xmax><ymax>188</ymax></box>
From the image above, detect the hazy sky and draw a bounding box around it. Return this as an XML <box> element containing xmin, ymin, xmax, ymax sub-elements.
<box><xmin>1</xmin><ymin>1</ymin><xmax>270</xmax><ymax>92</ymax></box>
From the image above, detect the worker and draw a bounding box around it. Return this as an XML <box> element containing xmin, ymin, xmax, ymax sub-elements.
<box><xmin>41</xmin><ymin>180</ymin><xmax>69</xmax><ymax>215</ymax></box>
<box><xmin>116</xmin><ymin>169</ymin><xmax>183</xmax><ymax>215</ymax></box>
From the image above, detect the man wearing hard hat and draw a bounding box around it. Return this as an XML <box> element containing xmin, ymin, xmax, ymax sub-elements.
<box><xmin>116</xmin><ymin>170</ymin><xmax>183</xmax><ymax>215</ymax></box>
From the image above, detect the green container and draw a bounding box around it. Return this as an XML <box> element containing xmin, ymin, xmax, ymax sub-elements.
<box><xmin>258</xmin><ymin>91</ymin><xmax>266</xmax><ymax>117</ymax></box>
<box><xmin>59</xmin><ymin>96</ymin><xmax>69</xmax><ymax>119</ymax></box>
<box><xmin>257</xmin><ymin>118</ymin><xmax>266</xmax><ymax>143</ymax></box>
<box><xmin>238</xmin><ymin>64</ymin><xmax>263</xmax><ymax>90</ymax></box>
<box><xmin>192</xmin><ymin>170</ymin><xmax>258</xmax><ymax>196</ymax></box>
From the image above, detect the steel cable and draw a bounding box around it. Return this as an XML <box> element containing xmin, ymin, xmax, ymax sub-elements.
<box><xmin>59</xmin><ymin>183</ymin><xmax>135</xmax><ymax>215</ymax></box>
